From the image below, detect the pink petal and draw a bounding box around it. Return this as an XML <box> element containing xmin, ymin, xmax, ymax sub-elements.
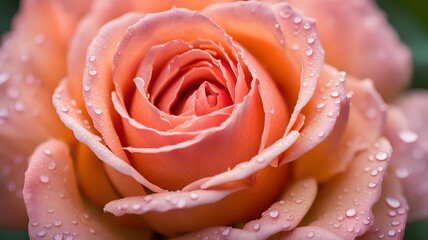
<box><xmin>0</xmin><ymin>0</ymin><xmax>83</xmax><ymax>229</ymax></box>
<box><xmin>293</xmin><ymin>75</ymin><xmax>386</xmax><ymax>182</ymax></box>
<box><xmin>280</xmin><ymin>65</ymin><xmax>349</xmax><ymax>165</ymax></box>
<box><xmin>303</xmin><ymin>138</ymin><xmax>392</xmax><ymax>239</ymax></box>
<box><xmin>285</xmin><ymin>0</ymin><xmax>412</xmax><ymax>100</ymax></box>
<box><xmin>23</xmin><ymin>139</ymin><xmax>150</xmax><ymax>239</ymax></box>
<box><xmin>53</xmin><ymin>80</ymin><xmax>164</xmax><ymax>194</ymax></box>
<box><xmin>384</xmin><ymin>90</ymin><xmax>428</xmax><ymax>221</ymax></box>
<box><xmin>358</xmin><ymin>174</ymin><xmax>408</xmax><ymax>240</ymax></box>
<box><xmin>172</xmin><ymin>178</ymin><xmax>318</xmax><ymax>239</ymax></box>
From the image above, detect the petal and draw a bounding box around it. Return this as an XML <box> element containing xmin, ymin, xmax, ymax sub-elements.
<box><xmin>384</xmin><ymin>90</ymin><xmax>428</xmax><ymax>221</ymax></box>
<box><xmin>172</xmin><ymin>178</ymin><xmax>318</xmax><ymax>239</ymax></box>
<box><xmin>280</xmin><ymin>65</ymin><xmax>349</xmax><ymax>165</ymax></box>
<box><xmin>23</xmin><ymin>139</ymin><xmax>150</xmax><ymax>239</ymax></box>
<box><xmin>285</xmin><ymin>0</ymin><xmax>412</xmax><ymax>100</ymax></box>
<box><xmin>293</xmin><ymin>75</ymin><xmax>386</xmax><ymax>181</ymax></box>
<box><xmin>358</xmin><ymin>174</ymin><xmax>408</xmax><ymax>240</ymax></box>
<box><xmin>106</xmin><ymin>163</ymin><xmax>291</xmax><ymax>235</ymax></box>
<box><xmin>0</xmin><ymin>0</ymin><xmax>79</xmax><ymax>229</ymax></box>
<box><xmin>53</xmin><ymin>80</ymin><xmax>163</xmax><ymax>194</ymax></box>
<box><xmin>303</xmin><ymin>138</ymin><xmax>392</xmax><ymax>239</ymax></box>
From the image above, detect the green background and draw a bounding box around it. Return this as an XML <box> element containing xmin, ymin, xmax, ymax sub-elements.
<box><xmin>0</xmin><ymin>0</ymin><xmax>427</xmax><ymax>239</ymax></box>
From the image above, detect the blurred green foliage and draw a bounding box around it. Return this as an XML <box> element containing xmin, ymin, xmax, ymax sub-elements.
<box><xmin>0</xmin><ymin>0</ymin><xmax>428</xmax><ymax>239</ymax></box>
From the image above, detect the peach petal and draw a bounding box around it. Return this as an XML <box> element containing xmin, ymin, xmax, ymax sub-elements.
<box><xmin>285</xmin><ymin>0</ymin><xmax>411</xmax><ymax>100</ymax></box>
<box><xmin>75</xmin><ymin>143</ymin><xmax>121</xmax><ymax>206</ymax></box>
<box><xmin>280</xmin><ymin>226</ymin><xmax>342</xmax><ymax>240</ymax></box>
<box><xmin>304</xmin><ymin>138</ymin><xmax>392</xmax><ymax>239</ymax></box>
<box><xmin>0</xmin><ymin>0</ymin><xmax>82</xmax><ymax>229</ymax></box>
<box><xmin>243</xmin><ymin>178</ymin><xmax>318</xmax><ymax>239</ymax></box>
<box><xmin>201</xmin><ymin>131</ymin><xmax>299</xmax><ymax>189</ymax></box>
<box><xmin>293</xmin><ymin>75</ymin><xmax>385</xmax><ymax>181</ymax></box>
<box><xmin>172</xmin><ymin>178</ymin><xmax>317</xmax><ymax>240</ymax></box>
<box><xmin>204</xmin><ymin>1</ymin><xmax>325</xmax><ymax>136</ymax></box>
<box><xmin>384</xmin><ymin>91</ymin><xmax>428</xmax><ymax>221</ymax></box>
<box><xmin>104</xmin><ymin>188</ymin><xmax>243</xmax><ymax>217</ymax></box>
<box><xmin>23</xmin><ymin>139</ymin><xmax>150</xmax><ymax>239</ymax></box>
<box><xmin>280</xmin><ymin>65</ymin><xmax>349</xmax><ymax>165</ymax></box>
<box><xmin>358</xmin><ymin>174</ymin><xmax>408</xmax><ymax>240</ymax></box>
<box><xmin>53</xmin><ymin>80</ymin><xmax>163</xmax><ymax>194</ymax></box>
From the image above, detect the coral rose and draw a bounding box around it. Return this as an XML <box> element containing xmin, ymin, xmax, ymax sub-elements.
<box><xmin>0</xmin><ymin>0</ymin><xmax>416</xmax><ymax>239</ymax></box>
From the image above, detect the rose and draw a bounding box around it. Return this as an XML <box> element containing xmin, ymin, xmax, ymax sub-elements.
<box><xmin>0</xmin><ymin>0</ymin><xmax>417</xmax><ymax>239</ymax></box>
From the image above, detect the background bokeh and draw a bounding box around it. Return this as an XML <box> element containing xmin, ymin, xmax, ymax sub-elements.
<box><xmin>0</xmin><ymin>0</ymin><xmax>427</xmax><ymax>239</ymax></box>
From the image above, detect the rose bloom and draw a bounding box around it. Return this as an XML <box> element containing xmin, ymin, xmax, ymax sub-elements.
<box><xmin>1</xmin><ymin>0</ymin><xmax>427</xmax><ymax>239</ymax></box>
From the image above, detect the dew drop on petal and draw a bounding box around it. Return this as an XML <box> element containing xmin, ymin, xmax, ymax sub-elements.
<box><xmin>305</xmin><ymin>47</ymin><xmax>313</xmax><ymax>56</ymax></box>
<box><xmin>375</xmin><ymin>152</ymin><xmax>388</xmax><ymax>161</ymax></box>
<box><xmin>395</xmin><ymin>168</ymin><xmax>409</xmax><ymax>179</ymax></box>
<box><xmin>94</xmin><ymin>108</ymin><xmax>103</xmax><ymax>115</ymax></box>
<box><xmin>398</xmin><ymin>130</ymin><xmax>418</xmax><ymax>143</ymax></box>
<box><xmin>36</xmin><ymin>229</ymin><xmax>46</xmax><ymax>237</ymax></box>
<box><xmin>345</xmin><ymin>208</ymin><xmax>357</xmax><ymax>217</ymax></box>
<box><xmin>40</xmin><ymin>175</ymin><xmax>50</xmax><ymax>183</ymax></box>
<box><xmin>89</xmin><ymin>69</ymin><xmax>98</xmax><ymax>76</ymax></box>
<box><xmin>189</xmin><ymin>192</ymin><xmax>199</xmax><ymax>200</ymax></box>
<box><xmin>269</xmin><ymin>209</ymin><xmax>279</xmax><ymax>218</ymax></box>
<box><xmin>88</xmin><ymin>56</ymin><xmax>96</xmax><ymax>62</ymax></box>
<box><xmin>293</xmin><ymin>16</ymin><xmax>302</xmax><ymax>24</ymax></box>
<box><xmin>307</xmin><ymin>232</ymin><xmax>314</xmax><ymax>238</ymax></box>
<box><xmin>385</xmin><ymin>197</ymin><xmax>400</xmax><ymax>209</ymax></box>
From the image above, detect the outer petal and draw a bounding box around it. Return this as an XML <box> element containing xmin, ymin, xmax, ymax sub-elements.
<box><xmin>285</xmin><ymin>0</ymin><xmax>412</xmax><ymax>100</ymax></box>
<box><xmin>0</xmin><ymin>0</ymin><xmax>81</xmax><ymax>229</ymax></box>
<box><xmin>23</xmin><ymin>139</ymin><xmax>150</xmax><ymax>239</ymax></box>
<box><xmin>384</xmin><ymin>90</ymin><xmax>428</xmax><ymax>221</ymax></box>
<box><xmin>302</xmin><ymin>138</ymin><xmax>392</xmax><ymax>239</ymax></box>
<box><xmin>173</xmin><ymin>178</ymin><xmax>318</xmax><ymax>240</ymax></box>
<box><xmin>293</xmin><ymin>76</ymin><xmax>386</xmax><ymax>181</ymax></box>
<box><xmin>358</xmin><ymin>173</ymin><xmax>408</xmax><ymax>240</ymax></box>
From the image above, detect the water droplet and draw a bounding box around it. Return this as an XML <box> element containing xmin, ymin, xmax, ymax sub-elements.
<box><xmin>327</xmin><ymin>111</ymin><xmax>334</xmax><ymax>117</ymax></box>
<box><xmin>398</xmin><ymin>130</ymin><xmax>418</xmax><ymax>143</ymax></box>
<box><xmin>53</xmin><ymin>220</ymin><xmax>62</xmax><ymax>226</ymax></box>
<box><xmin>330</xmin><ymin>90</ymin><xmax>339</xmax><ymax>98</ymax></box>
<box><xmin>89</xmin><ymin>69</ymin><xmax>97</xmax><ymax>76</ymax></box>
<box><xmin>40</xmin><ymin>175</ymin><xmax>50</xmax><ymax>183</ymax></box>
<box><xmin>395</xmin><ymin>168</ymin><xmax>409</xmax><ymax>179</ymax></box>
<box><xmin>392</xmin><ymin>220</ymin><xmax>400</xmax><ymax>226</ymax></box>
<box><xmin>269</xmin><ymin>107</ymin><xmax>275</xmax><ymax>114</ymax></box>
<box><xmin>303</xmin><ymin>22</ymin><xmax>311</xmax><ymax>30</ymax></box>
<box><xmin>48</xmin><ymin>162</ymin><xmax>56</xmax><ymax>170</ymax></box>
<box><xmin>375</xmin><ymin>152</ymin><xmax>388</xmax><ymax>161</ymax></box>
<box><xmin>221</xmin><ymin>227</ymin><xmax>230</xmax><ymax>236</ymax></box>
<box><xmin>131</xmin><ymin>203</ymin><xmax>141</xmax><ymax>211</ymax></box>
<box><xmin>36</xmin><ymin>229</ymin><xmax>46</xmax><ymax>237</ymax></box>
<box><xmin>385</xmin><ymin>197</ymin><xmax>400</xmax><ymax>209</ymax></box>
<box><xmin>88</xmin><ymin>56</ymin><xmax>96</xmax><ymax>62</ymax></box>
<box><xmin>253</xmin><ymin>223</ymin><xmax>260</xmax><ymax>231</ymax></box>
<box><xmin>368</xmin><ymin>182</ymin><xmax>377</xmax><ymax>188</ymax></box>
<box><xmin>275</xmin><ymin>23</ymin><xmax>280</xmax><ymax>29</ymax></box>
<box><xmin>345</xmin><ymin>208</ymin><xmax>357</xmax><ymax>217</ymax></box>
<box><xmin>293</xmin><ymin>16</ymin><xmax>302</xmax><ymax>24</ymax></box>
<box><xmin>84</xmin><ymin>84</ymin><xmax>91</xmax><ymax>92</ymax></box>
<box><xmin>94</xmin><ymin>108</ymin><xmax>103</xmax><ymax>115</ymax></box>
<box><xmin>305</xmin><ymin>47</ymin><xmax>313</xmax><ymax>56</ymax></box>
<box><xmin>177</xmin><ymin>198</ymin><xmax>186</xmax><ymax>208</ymax></box>
<box><xmin>307</xmin><ymin>37</ymin><xmax>315</xmax><ymax>44</ymax></box>
<box><xmin>54</xmin><ymin>233</ymin><xmax>63</xmax><ymax>240</ymax></box>
<box><xmin>269</xmin><ymin>209</ymin><xmax>279</xmax><ymax>218</ymax></box>
<box><xmin>363</xmin><ymin>218</ymin><xmax>371</xmax><ymax>225</ymax></box>
<box><xmin>387</xmin><ymin>229</ymin><xmax>396</xmax><ymax>236</ymax></box>
<box><xmin>317</xmin><ymin>102</ymin><xmax>326</xmax><ymax>109</ymax></box>
<box><xmin>14</xmin><ymin>101</ymin><xmax>26</xmax><ymax>112</ymax></box>
<box><xmin>0</xmin><ymin>72</ymin><xmax>11</xmax><ymax>85</ymax></box>
<box><xmin>90</xmin><ymin>228</ymin><xmax>96</xmax><ymax>234</ymax></box>
<box><xmin>189</xmin><ymin>192</ymin><xmax>199</xmax><ymax>200</ymax></box>
<box><xmin>318</xmin><ymin>132</ymin><xmax>324</xmax><ymax>138</ymax></box>
<box><xmin>307</xmin><ymin>232</ymin><xmax>314</xmax><ymax>238</ymax></box>
<box><xmin>279</xmin><ymin>7</ymin><xmax>292</xmax><ymax>19</ymax></box>
<box><xmin>60</xmin><ymin>106</ymin><xmax>69</xmax><ymax>113</ymax></box>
